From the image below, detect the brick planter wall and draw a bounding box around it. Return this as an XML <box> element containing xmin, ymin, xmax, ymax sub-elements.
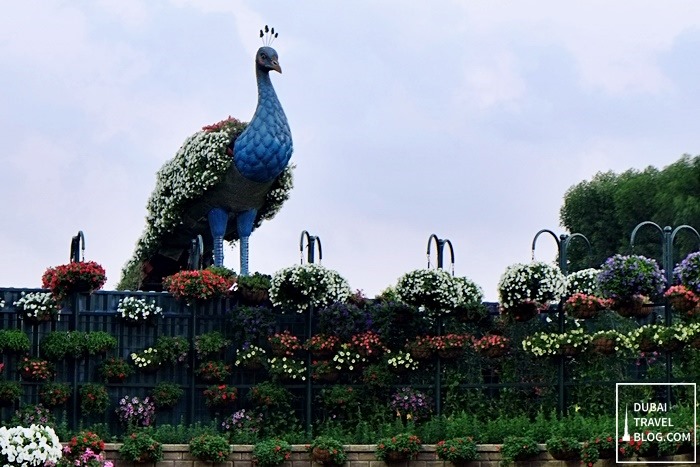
<box><xmin>102</xmin><ymin>443</ymin><xmax>694</xmax><ymax>467</ymax></box>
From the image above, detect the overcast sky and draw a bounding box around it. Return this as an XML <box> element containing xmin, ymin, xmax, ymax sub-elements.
<box><xmin>1</xmin><ymin>1</ymin><xmax>699</xmax><ymax>300</ymax></box>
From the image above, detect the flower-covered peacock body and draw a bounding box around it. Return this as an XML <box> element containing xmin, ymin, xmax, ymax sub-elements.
<box><xmin>120</xmin><ymin>30</ymin><xmax>293</xmax><ymax>290</ymax></box>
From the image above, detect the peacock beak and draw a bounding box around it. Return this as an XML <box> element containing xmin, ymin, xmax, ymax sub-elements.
<box><xmin>271</xmin><ymin>61</ymin><xmax>282</xmax><ymax>73</ymax></box>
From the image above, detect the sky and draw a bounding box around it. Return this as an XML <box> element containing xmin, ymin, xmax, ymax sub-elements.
<box><xmin>1</xmin><ymin>1</ymin><xmax>699</xmax><ymax>301</ymax></box>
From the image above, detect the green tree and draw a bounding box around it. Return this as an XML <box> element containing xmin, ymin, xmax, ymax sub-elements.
<box><xmin>560</xmin><ymin>154</ymin><xmax>700</xmax><ymax>272</ymax></box>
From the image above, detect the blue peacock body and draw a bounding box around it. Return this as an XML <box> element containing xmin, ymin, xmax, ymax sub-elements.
<box><xmin>119</xmin><ymin>43</ymin><xmax>293</xmax><ymax>290</ymax></box>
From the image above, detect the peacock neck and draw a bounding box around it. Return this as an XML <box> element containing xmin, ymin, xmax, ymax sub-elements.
<box><xmin>254</xmin><ymin>69</ymin><xmax>282</xmax><ymax>116</ymax></box>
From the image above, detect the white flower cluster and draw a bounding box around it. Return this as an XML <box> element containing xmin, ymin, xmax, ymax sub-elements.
<box><xmin>118</xmin><ymin>297</ymin><xmax>163</xmax><ymax>322</ymax></box>
<box><xmin>0</xmin><ymin>299</ymin><xmax>4</xmax><ymax>308</ymax></box>
<box><xmin>396</xmin><ymin>269</ymin><xmax>480</xmax><ymax>315</ymax></box>
<box><xmin>13</xmin><ymin>292</ymin><xmax>58</xmax><ymax>320</ymax></box>
<box><xmin>522</xmin><ymin>328</ymin><xmax>590</xmax><ymax>357</ymax></box>
<box><xmin>566</xmin><ymin>268</ymin><xmax>601</xmax><ymax>296</ymax></box>
<box><xmin>234</xmin><ymin>345</ymin><xmax>266</xmax><ymax>366</ymax></box>
<box><xmin>269</xmin><ymin>264</ymin><xmax>352</xmax><ymax>313</ymax></box>
<box><xmin>386</xmin><ymin>350</ymin><xmax>418</xmax><ymax>371</ymax></box>
<box><xmin>130</xmin><ymin>348</ymin><xmax>160</xmax><ymax>368</ymax></box>
<box><xmin>268</xmin><ymin>356</ymin><xmax>306</xmax><ymax>381</ymax></box>
<box><xmin>497</xmin><ymin>262</ymin><xmax>566</xmax><ymax>310</ymax></box>
<box><xmin>332</xmin><ymin>343</ymin><xmax>365</xmax><ymax>372</ymax></box>
<box><xmin>0</xmin><ymin>424</ymin><xmax>62</xmax><ymax>467</ymax></box>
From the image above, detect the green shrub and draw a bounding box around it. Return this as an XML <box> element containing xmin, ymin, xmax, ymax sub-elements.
<box><xmin>435</xmin><ymin>437</ymin><xmax>479</xmax><ymax>463</ymax></box>
<box><xmin>252</xmin><ymin>438</ymin><xmax>292</xmax><ymax>467</ymax></box>
<box><xmin>307</xmin><ymin>436</ymin><xmax>348</xmax><ymax>466</ymax></box>
<box><xmin>119</xmin><ymin>431</ymin><xmax>163</xmax><ymax>463</ymax></box>
<box><xmin>545</xmin><ymin>436</ymin><xmax>581</xmax><ymax>460</ymax></box>
<box><xmin>189</xmin><ymin>433</ymin><xmax>231</xmax><ymax>463</ymax></box>
<box><xmin>0</xmin><ymin>329</ymin><xmax>31</xmax><ymax>353</ymax></box>
<box><xmin>499</xmin><ymin>436</ymin><xmax>540</xmax><ymax>467</ymax></box>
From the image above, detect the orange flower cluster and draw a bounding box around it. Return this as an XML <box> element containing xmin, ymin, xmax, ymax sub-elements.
<box><xmin>19</xmin><ymin>356</ymin><xmax>53</xmax><ymax>381</ymax></box>
<box><xmin>473</xmin><ymin>334</ymin><xmax>509</xmax><ymax>351</ymax></box>
<box><xmin>431</xmin><ymin>333</ymin><xmax>471</xmax><ymax>351</ymax></box>
<box><xmin>350</xmin><ymin>330</ymin><xmax>386</xmax><ymax>357</ymax></box>
<box><xmin>268</xmin><ymin>330</ymin><xmax>302</xmax><ymax>356</ymax></box>
<box><xmin>304</xmin><ymin>334</ymin><xmax>340</xmax><ymax>353</ymax></box>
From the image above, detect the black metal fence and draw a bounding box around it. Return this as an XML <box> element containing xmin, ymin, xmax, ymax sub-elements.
<box><xmin>0</xmin><ymin>287</ymin><xmax>695</xmax><ymax>437</ymax></box>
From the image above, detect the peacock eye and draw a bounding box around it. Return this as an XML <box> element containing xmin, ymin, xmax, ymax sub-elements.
<box><xmin>260</xmin><ymin>53</ymin><xmax>267</xmax><ymax>60</ymax></box>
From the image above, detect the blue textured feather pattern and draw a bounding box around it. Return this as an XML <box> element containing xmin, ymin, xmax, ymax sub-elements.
<box><xmin>233</xmin><ymin>74</ymin><xmax>293</xmax><ymax>183</ymax></box>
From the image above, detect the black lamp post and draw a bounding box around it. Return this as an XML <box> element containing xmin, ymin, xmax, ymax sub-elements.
<box><xmin>426</xmin><ymin>234</ymin><xmax>455</xmax><ymax>417</ymax></box>
<box><xmin>531</xmin><ymin>229</ymin><xmax>591</xmax><ymax>417</ymax></box>
<box><xmin>69</xmin><ymin>230</ymin><xmax>85</xmax><ymax>263</ymax></box>
<box><xmin>300</xmin><ymin>230</ymin><xmax>323</xmax><ymax>265</ymax></box>
<box><xmin>531</xmin><ymin>229</ymin><xmax>591</xmax><ymax>276</ymax></box>
<box><xmin>299</xmin><ymin>230</ymin><xmax>323</xmax><ymax>436</ymax></box>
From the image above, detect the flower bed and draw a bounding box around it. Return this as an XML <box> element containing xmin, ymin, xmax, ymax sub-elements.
<box><xmin>97</xmin><ymin>443</ymin><xmax>695</xmax><ymax>467</ymax></box>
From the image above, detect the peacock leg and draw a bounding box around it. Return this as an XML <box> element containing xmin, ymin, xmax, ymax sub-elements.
<box><xmin>236</xmin><ymin>209</ymin><xmax>257</xmax><ymax>276</ymax></box>
<box><xmin>208</xmin><ymin>208</ymin><xmax>229</xmax><ymax>267</ymax></box>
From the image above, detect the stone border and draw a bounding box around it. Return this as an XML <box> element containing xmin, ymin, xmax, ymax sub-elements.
<box><xmin>102</xmin><ymin>443</ymin><xmax>693</xmax><ymax>467</ymax></box>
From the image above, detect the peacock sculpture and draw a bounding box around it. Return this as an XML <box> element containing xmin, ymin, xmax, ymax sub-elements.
<box><xmin>119</xmin><ymin>27</ymin><xmax>293</xmax><ymax>290</ymax></box>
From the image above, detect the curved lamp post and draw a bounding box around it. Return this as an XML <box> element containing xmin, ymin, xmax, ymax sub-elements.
<box><xmin>427</xmin><ymin>234</ymin><xmax>455</xmax><ymax>275</ymax></box>
<box><xmin>531</xmin><ymin>229</ymin><xmax>591</xmax><ymax>276</ymax></box>
<box><xmin>531</xmin><ymin>229</ymin><xmax>591</xmax><ymax>417</ymax></box>
<box><xmin>300</xmin><ymin>230</ymin><xmax>323</xmax><ymax>265</ymax></box>
<box><xmin>630</xmin><ymin>222</ymin><xmax>700</xmax><ymax>285</ymax></box>
<box><xmin>299</xmin><ymin>230</ymin><xmax>323</xmax><ymax>436</ymax></box>
<box><xmin>187</xmin><ymin>235</ymin><xmax>204</xmax><ymax>270</ymax></box>
<box><xmin>70</xmin><ymin>231</ymin><xmax>85</xmax><ymax>263</ymax></box>
<box><xmin>426</xmin><ymin>234</ymin><xmax>456</xmax><ymax>417</ymax></box>
<box><xmin>630</xmin><ymin>221</ymin><xmax>700</xmax><ymax>392</ymax></box>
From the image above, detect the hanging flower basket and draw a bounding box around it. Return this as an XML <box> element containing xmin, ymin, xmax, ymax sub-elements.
<box><xmin>505</xmin><ymin>300</ymin><xmax>546</xmax><ymax>322</ymax></box>
<box><xmin>598</xmin><ymin>254</ymin><xmax>666</xmax><ymax>307</ymax></box>
<box><xmin>614</xmin><ymin>295</ymin><xmax>651</xmax><ymax>318</ymax></box>
<box><xmin>41</xmin><ymin>261</ymin><xmax>107</xmax><ymax>301</ymax></box>
<box><xmin>564</xmin><ymin>293</ymin><xmax>610</xmax><ymax>319</ymax></box>
<box><xmin>498</xmin><ymin>262</ymin><xmax>566</xmax><ymax>322</ymax></box>
<box><xmin>591</xmin><ymin>337</ymin><xmax>617</xmax><ymax>355</ymax></box>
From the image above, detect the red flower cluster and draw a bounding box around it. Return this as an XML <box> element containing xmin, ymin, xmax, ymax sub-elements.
<box><xmin>203</xmin><ymin>384</ymin><xmax>238</xmax><ymax>407</ymax></box>
<box><xmin>41</xmin><ymin>261</ymin><xmax>106</xmax><ymax>301</ymax></box>
<box><xmin>195</xmin><ymin>361</ymin><xmax>232</xmax><ymax>383</ymax></box>
<box><xmin>99</xmin><ymin>357</ymin><xmax>133</xmax><ymax>383</ymax></box>
<box><xmin>163</xmin><ymin>270</ymin><xmax>233</xmax><ymax>302</ymax></box>
<box><xmin>64</xmin><ymin>431</ymin><xmax>105</xmax><ymax>459</ymax></box>
<box><xmin>202</xmin><ymin>116</ymin><xmax>245</xmax><ymax>132</ymax></box>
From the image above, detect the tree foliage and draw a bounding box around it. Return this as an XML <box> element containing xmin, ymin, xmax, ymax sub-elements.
<box><xmin>560</xmin><ymin>154</ymin><xmax>700</xmax><ymax>273</ymax></box>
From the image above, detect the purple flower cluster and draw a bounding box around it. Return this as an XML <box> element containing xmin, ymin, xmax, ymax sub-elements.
<box><xmin>14</xmin><ymin>403</ymin><xmax>53</xmax><ymax>426</ymax></box>
<box><xmin>317</xmin><ymin>302</ymin><xmax>370</xmax><ymax>340</ymax></box>
<box><xmin>221</xmin><ymin>408</ymin><xmax>263</xmax><ymax>433</ymax></box>
<box><xmin>116</xmin><ymin>396</ymin><xmax>156</xmax><ymax>427</ymax></box>
<box><xmin>674</xmin><ymin>251</ymin><xmax>700</xmax><ymax>293</ymax></box>
<box><xmin>389</xmin><ymin>387</ymin><xmax>433</xmax><ymax>421</ymax></box>
<box><xmin>598</xmin><ymin>254</ymin><xmax>666</xmax><ymax>299</ymax></box>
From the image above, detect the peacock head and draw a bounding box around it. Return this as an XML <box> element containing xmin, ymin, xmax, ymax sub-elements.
<box><xmin>256</xmin><ymin>47</ymin><xmax>281</xmax><ymax>74</ymax></box>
